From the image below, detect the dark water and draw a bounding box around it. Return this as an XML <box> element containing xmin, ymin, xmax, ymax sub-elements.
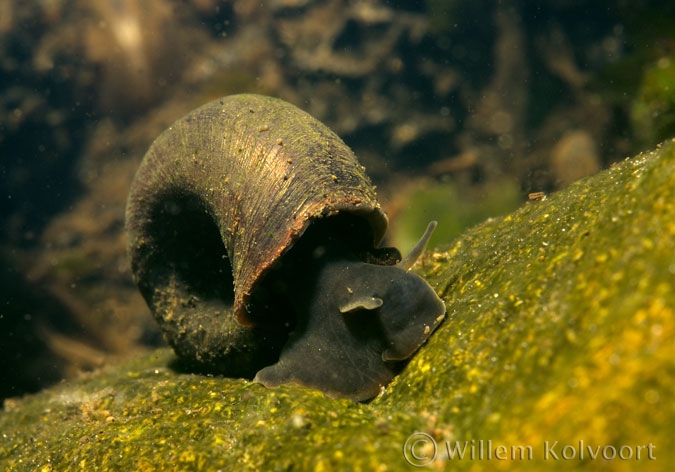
<box><xmin>0</xmin><ymin>0</ymin><xmax>672</xmax><ymax>402</ymax></box>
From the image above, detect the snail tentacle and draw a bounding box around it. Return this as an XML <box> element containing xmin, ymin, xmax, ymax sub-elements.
<box><xmin>338</xmin><ymin>296</ymin><xmax>384</xmax><ymax>313</ymax></box>
<box><xmin>397</xmin><ymin>220</ymin><xmax>438</xmax><ymax>271</ymax></box>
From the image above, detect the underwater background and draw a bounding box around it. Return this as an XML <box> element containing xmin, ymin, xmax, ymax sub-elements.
<box><xmin>1</xmin><ymin>0</ymin><xmax>674</xmax><ymax>403</ymax></box>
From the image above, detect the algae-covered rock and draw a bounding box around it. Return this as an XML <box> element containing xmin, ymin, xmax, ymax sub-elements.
<box><xmin>2</xmin><ymin>140</ymin><xmax>675</xmax><ymax>470</ymax></box>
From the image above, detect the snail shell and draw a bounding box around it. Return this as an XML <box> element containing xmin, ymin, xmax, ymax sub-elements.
<box><xmin>126</xmin><ymin>94</ymin><xmax>445</xmax><ymax>401</ymax></box>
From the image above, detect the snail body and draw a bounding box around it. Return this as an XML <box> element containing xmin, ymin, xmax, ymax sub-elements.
<box><xmin>126</xmin><ymin>94</ymin><xmax>445</xmax><ymax>401</ymax></box>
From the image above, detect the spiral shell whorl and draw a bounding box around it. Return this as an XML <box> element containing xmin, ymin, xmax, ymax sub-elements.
<box><xmin>126</xmin><ymin>95</ymin><xmax>388</xmax><ymax>364</ymax></box>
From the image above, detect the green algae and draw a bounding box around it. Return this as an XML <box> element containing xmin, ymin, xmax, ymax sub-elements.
<box><xmin>2</xmin><ymin>141</ymin><xmax>675</xmax><ymax>470</ymax></box>
<box><xmin>391</xmin><ymin>177</ymin><xmax>521</xmax><ymax>254</ymax></box>
<box><xmin>631</xmin><ymin>56</ymin><xmax>675</xmax><ymax>148</ymax></box>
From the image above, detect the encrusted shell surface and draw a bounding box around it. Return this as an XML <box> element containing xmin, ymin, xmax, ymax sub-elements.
<box><xmin>125</xmin><ymin>94</ymin><xmax>388</xmax><ymax>370</ymax></box>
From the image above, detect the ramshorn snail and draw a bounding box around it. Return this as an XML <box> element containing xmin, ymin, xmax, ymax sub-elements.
<box><xmin>125</xmin><ymin>94</ymin><xmax>445</xmax><ymax>401</ymax></box>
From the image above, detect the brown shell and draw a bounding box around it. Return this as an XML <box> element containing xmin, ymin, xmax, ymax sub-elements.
<box><xmin>125</xmin><ymin>94</ymin><xmax>388</xmax><ymax>370</ymax></box>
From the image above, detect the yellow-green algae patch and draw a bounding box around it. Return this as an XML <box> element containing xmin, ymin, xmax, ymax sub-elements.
<box><xmin>2</xmin><ymin>140</ymin><xmax>675</xmax><ymax>470</ymax></box>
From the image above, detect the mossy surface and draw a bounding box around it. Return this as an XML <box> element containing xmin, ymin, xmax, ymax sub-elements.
<box><xmin>2</xmin><ymin>141</ymin><xmax>675</xmax><ymax>470</ymax></box>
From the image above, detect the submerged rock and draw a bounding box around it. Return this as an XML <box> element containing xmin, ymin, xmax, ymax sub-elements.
<box><xmin>2</xmin><ymin>140</ymin><xmax>674</xmax><ymax>470</ymax></box>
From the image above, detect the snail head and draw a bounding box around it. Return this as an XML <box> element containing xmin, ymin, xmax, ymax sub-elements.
<box><xmin>253</xmin><ymin>218</ymin><xmax>445</xmax><ymax>401</ymax></box>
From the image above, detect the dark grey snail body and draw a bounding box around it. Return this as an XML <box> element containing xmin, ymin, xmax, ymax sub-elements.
<box><xmin>126</xmin><ymin>94</ymin><xmax>445</xmax><ymax>401</ymax></box>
